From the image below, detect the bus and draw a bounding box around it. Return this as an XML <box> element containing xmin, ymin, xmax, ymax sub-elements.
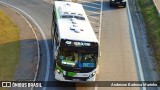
<box><xmin>51</xmin><ymin>1</ymin><xmax>99</xmax><ymax>81</ymax></box>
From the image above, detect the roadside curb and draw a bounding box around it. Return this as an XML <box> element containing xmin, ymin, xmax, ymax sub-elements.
<box><xmin>0</xmin><ymin>1</ymin><xmax>40</xmax><ymax>88</ymax></box>
<box><xmin>127</xmin><ymin>1</ymin><xmax>146</xmax><ymax>90</ymax></box>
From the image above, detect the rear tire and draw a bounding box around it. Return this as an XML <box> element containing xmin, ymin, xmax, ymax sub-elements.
<box><xmin>110</xmin><ymin>0</ymin><xmax>113</xmax><ymax>7</ymax></box>
<box><xmin>54</xmin><ymin>59</ymin><xmax>56</xmax><ymax>71</ymax></box>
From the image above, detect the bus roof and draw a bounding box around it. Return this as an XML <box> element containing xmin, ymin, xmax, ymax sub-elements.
<box><xmin>54</xmin><ymin>1</ymin><xmax>98</xmax><ymax>43</ymax></box>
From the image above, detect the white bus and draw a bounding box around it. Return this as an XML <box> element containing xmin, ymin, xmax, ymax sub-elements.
<box><xmin>51</xmin><ymin>1</ymin><xmax>99</xmax><ymax>81</ymax></box>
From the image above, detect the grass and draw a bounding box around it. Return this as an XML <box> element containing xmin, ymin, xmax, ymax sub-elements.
<box><xmin>137</xmin><ymin>0</ymin><xmax>160</xmax><ymax>72</ymax></box>
<box><xmin>0</xmin><ymin>9</ymin><xmax>20</xmax><ymax>82</ymax></box>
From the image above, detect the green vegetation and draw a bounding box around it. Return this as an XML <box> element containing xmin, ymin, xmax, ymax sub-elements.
<box><xmin>0</xmin><ymin>9</ymin><xmax>20</xmax><ymax>82</ymax></box>
<box><xmin>137</xmin><ymin>0</ymin><xmax>160</xmax><ymax>72</ymax></box>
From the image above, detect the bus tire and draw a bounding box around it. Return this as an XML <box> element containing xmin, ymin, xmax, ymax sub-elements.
<box><xmin>110</xmin><ymin>3</ymin><xmax>113</xmax><ymax>7</ymax></box>
<box><xmin>123</xmin><ymin>4</ymin><xmax>126</xmax><ymax>8</ymax></box>
<box><xmin>53</xmin><ymin>58</ymin><xmax>56</xmax><ymax>71</ymax></box>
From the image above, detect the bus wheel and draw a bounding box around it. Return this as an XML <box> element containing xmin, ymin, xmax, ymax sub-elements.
<box><xmin>110</xmin><ymin>3</ymin><xmax>113</xmax><ymax>7</ymax></box>
<box><xmin>53</xmin><ymin>59</ymin><xmax>56</xmax><ymax>71</ymax></box>
<box><xmin>123</xmin><ymin>4</ymin><xmax>126</xmax><ymax>8</ymax></box>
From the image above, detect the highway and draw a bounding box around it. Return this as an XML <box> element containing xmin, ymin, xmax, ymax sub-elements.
<box><xmin>0</xmin><ymin>0</ymin><xmax>76</xmax><ymax>90</ymax></box>
<box><xmin>77</xmin><ymin>0</ymin><xmax>139</xmax><ymax>90</ymax></box>
<box><xmin>0</xmin><ymin>0</ymin><xmax>158</xmax><ymax>90</ymax></box>
<box><xmin>97</xmin><ymin>1</ymin><xmax>138</xmax><ymax>90</ymax></box>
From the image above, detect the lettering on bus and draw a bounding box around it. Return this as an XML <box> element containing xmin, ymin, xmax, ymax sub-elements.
<box><xmin>65</xmin><ymin>41</ymin><xmax>91</xmax><ymax>46</ymax></box>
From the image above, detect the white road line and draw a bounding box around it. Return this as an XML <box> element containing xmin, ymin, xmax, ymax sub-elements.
<box><xmin>0</xmin><ymin>1</ymin><xmax>51</xmax><ymax>90</ymax></box>
<box><xmin>95</xmin><ymin>85</ymin><xmax>98</xmax><ymax>90</ymax></box>
<box><xmin>94</xmin><ymin>0</ymin><xmax>103</xmax><ymax>89</ymax></box>
<box><xmin>88</xmin><ymin>15</ymin><xmax>99</xmax><ymax>20</ymax></box>
<box><xmin>85</xmin><ymin>10</ymin><xmax>100</xmax><ymax>14</ymax></box>
<box><xmin>83</xmin><ymin>4</ymin><xmax>101</xmax><ymax>10</ymax></box>
<box><xmin>43</xmin><ymin>0</ymin><xmax>53</xmax><ymax>4</ymax></box>
<box><xmin>81</xmin><ymin>0</ymin><xmax>101</xmax><ymax>6</ymax></box>
<box><xmin>126</xmin><ymin>1</ymin><xmax>146</xmax><ymax>90</ymax></box>
<box><xmin>99</xmin><ymin>0</ymin><xmax>103</xmax><ymax>45</ymax></box>
<box><xmin>90</xmin><ymin>21</ymin><xmax>98</xmax><ymax>24</ymax></box>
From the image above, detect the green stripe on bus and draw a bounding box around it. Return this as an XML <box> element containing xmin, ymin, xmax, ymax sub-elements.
<box><xmin>56</xmin><ymin>64</ymin><xmax>63</xmax><ymax>72</ymax></box>
<box><xmin>55</xmin><ymin>8</ymin><xmax>60</xmax><ymax>19</ymax></box>
<box><xmin>62</xmin><ymin>60</ymin><xmax>74</xmax><ymax>63</ymax></box>
<box><xmin>67</xmin><ymin>72</ymin><xmax>76</xmax><ymax>77</ymax></box>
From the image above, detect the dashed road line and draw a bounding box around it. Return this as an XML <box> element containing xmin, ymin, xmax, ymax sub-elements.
<box><xmin>126</xmin><ymin>1</ymin><xmax>146</xmax><ymax>90</ymax></box>
<box><xmin>83</xmin><ymin>4</ymin><xmax>101</xmax><ymax>10</ymax></box>
<box><xmin>81</xmin><ymin>0</ymin><xmax>101</xmax><ymax>6</ymax></box>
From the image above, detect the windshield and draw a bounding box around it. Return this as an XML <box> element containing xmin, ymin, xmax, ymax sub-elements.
<box><xmin>57</xmin><ymin>48</ymin><xmax>97</xmax><ymax>68</ymax></box>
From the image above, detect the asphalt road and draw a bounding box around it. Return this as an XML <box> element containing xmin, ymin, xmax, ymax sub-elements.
<box><xmin>0</xmin><ymin>0</ymin><xmax>53</xmax><ymax>80</ymax></box>
<box><xmin>76</xmin><ymin>0</ymin><xmax>138</xmax><ymax>90</ymax></box>
<box><xmin>0</xmin><ymin>0</ymin><xmax>76</xmax><ymax>90</ymax></box>
<box><xmin>94</xmin><ymin>0</ymin><xmax>138</xmax><ymax>90</ymax></box>
<box><xmin>0</xmin><ymin>0</ymin><xmax>159</xmax><ymax>90</ymax></box>
<box><xmin>128</xmin><ymin>0</ymin><xmax>160</xmax><ymax>90</ymax></box>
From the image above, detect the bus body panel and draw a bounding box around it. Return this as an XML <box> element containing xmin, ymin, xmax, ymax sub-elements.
<box><xmin>52</xmin><ymin>1</ymin><xmax>99</xmax><ymax>82</ymax></box>
<box><xmin>55</xmin><ymin>68</ymin><xmax>96</xmax><ymax>81</ymax></box>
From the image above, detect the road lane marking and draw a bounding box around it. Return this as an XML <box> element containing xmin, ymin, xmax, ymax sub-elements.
<box><xmin>81</xmin><ymin>0</ymin><xmax>101</xmax><ymax>6</ymax></box>
<box><xmin>88</xmin><ymin>15</ymin><xmax>99</xmax><ymax>19</ymax></box>
<box><xmin>83</xmin><ymin>4</ymin><xmax>101</xmax><ymax>10</ymax></box>
<box><xmin>85</xmin><ymin>10</ymin><xmax>100</xmax><ymax>14</ymax></box>
<box><xmin>126</xmin><ymin>1</ymin><xmax>146</xmax><ymax>90</ymax></box>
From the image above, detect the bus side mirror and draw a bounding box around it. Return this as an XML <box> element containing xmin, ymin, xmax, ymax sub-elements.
<box><xmin>98</xmin><ymin>50</ymin><xmax>101</xmax><ymax>57</ymax></box>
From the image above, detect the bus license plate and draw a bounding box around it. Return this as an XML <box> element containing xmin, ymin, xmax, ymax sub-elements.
<box><xmin>73</xmin><ymin>79</ymin><xmax>79</xmax><ymax>81</ymax></box>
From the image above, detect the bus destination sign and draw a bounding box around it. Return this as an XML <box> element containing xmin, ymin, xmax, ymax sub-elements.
<box><xmin>65</xmin><ymin>41</ymin><xmax>91</xmax><ymax>46</ymax></box>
